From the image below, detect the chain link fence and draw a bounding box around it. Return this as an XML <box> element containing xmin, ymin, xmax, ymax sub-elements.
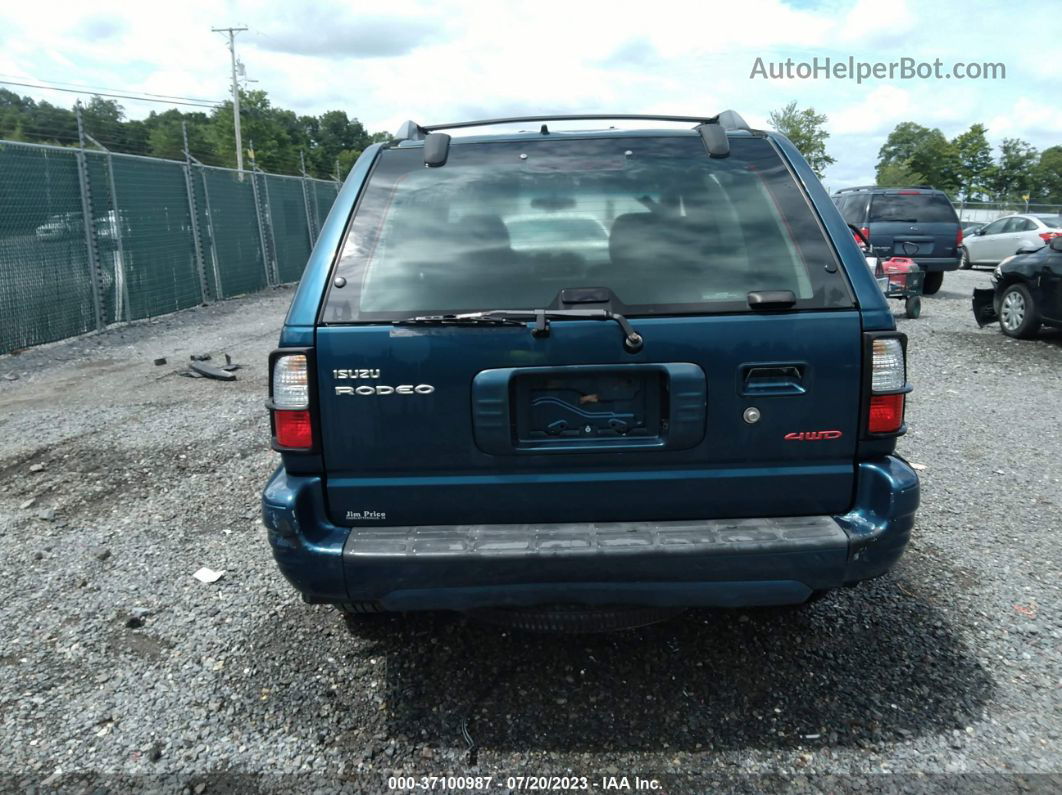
<box><xmin>0</xmin><ymin>137</ymin><xmax>340</xmax><ymax>354</ymax></box>
<box><xmin>957</xmin><ymin>201</ymin><xmax>1062</xmax><ymax>224</ymax></box>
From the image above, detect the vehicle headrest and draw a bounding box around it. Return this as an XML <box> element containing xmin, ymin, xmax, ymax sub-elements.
<box><xmin>609</xmin><ymin>213</ymin><xmax>659</xmax><ymax>267</ymax></box>
<box><xmin>458</xmin><ymin>214</ymin><xmax>511</xmax><ymax>251</ymax></box>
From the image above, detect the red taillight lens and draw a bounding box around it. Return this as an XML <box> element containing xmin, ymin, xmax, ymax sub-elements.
<box><xmin>1039</xmin><ymin>231</ymin><xmax>1060</xmax><ymax>243</ymax></box>
<box><xmin>275</xmin><ymin>409</ymin><xmax>313</xmax><ymax>449</ymax></box>
<box><xmin>866</xmin><ymin>336</ymin><xmax>907</xmax><ymax>436</ymax></box>
<box><xmin>860</xmin><ymin>226</ymin><xmax>870</xmax><ymax>244</ymax></box>
<box><xmin>956</xmin><ymin>227</ymin><xmax>963</xmax><ymax>246</ymax></box>
<box><xmin>868</xmin><ymin>394</ymin><xmax>904</xmax><ymax>434</ymax></box>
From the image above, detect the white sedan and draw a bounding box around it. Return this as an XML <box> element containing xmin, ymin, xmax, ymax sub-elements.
<box><xmin>961</xmin><ymin>214</ymin><xmax>1062</xmax><ymax>268</ymax></box>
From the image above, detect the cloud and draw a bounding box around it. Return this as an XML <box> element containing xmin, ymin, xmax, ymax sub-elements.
<box><xmin>987</xmin><ymin>97</ymin><xmax>1062</xmax><ymax>141</ymax></box>
<box><xmin>830</xmin><ymin>85</ymin><xmax>912</xmax><ymax>135</ymax></box>
<box><xmin>597</xmin><ymin>38</ymin><xmax>661</xmax><ymax>69</ymax></box>
<box><xmin>74</xmin><ymin>15</ymin><xmax>126</xmax><ymax>42</ymax></box>
<box><xmin>251</xmin><ymin>12</ymin><xmax>447</xmax><ymax>58</ymax></box>
<box><xmin>837</xmin><ymin>0</ymin><xmax>915</xmax><ymax>47</ymax></box>
<box><xmin>1</xmin><ymin>0</ymin><xmax>1060</xmax><ymax>185</ymax></box>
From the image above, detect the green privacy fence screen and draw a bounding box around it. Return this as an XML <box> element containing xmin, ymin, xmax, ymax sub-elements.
<box><xmin>0</xmin><ymin>138</ymin><xmax>340</xmax><ymax>354</ymax></box>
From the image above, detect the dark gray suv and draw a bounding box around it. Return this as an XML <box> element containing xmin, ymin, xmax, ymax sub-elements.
<box><xmin>833</xmin><ymin>186</ymin><xmax>962</xmax><ymax>295</ymax></box>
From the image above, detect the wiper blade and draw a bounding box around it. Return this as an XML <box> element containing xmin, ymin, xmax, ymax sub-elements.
<box><xmin>393</xmin><ymin>309</ymin><xmax>644</xmax><ymax>352</ymax></box>
<box><xmin>461</xmin><ymin>309</ymin><xmax>644</xmax><ymax>353</ymax></box>
<box><xmin>393</xmin><ymin>314</ymin><xmax>526</xmax><ymax>328</ymax></box>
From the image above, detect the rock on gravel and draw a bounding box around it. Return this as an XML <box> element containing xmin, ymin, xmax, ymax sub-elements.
<box><xmin>0</xmin><ymin>275</ymin><xmax>1059</xmax><ymax>793</ymax></box>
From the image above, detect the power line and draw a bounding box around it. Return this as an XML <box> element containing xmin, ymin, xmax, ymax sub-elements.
<box><xmin>0</xmin><ymin>73</ymin><xmax>221</xmax><ymax>104</ymax></box>
<box><xmin>0</xmin><ymin>79</ymin><xmax>220</xmax><ymax>108</ymax></box>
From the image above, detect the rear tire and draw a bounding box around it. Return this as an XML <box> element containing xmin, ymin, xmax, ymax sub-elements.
<box><xmin>336</xmin><ymin>602</ymin><xmax>393</xmax><ymax>637</ymax></box>
<box><xmin>922</xmin><ymin>270</ymin><xmax>944</xmax><ymax>295</ymax></box>
<box><xmin>959</xmin><ymin>247</ymin><xmax>971</xmax><ymax>269</ymax></box>
<box><xmin>470</xmin><ymin>605</ymin><xmax>686</xmax><ymax>633</ymax></box>
<box><xmin>998</xmin><ymin>283</ymin><xmax>1041</xmax><ymax>339</ymax></box>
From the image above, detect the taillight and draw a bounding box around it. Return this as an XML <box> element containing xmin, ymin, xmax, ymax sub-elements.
<box><xmin>1039</xmin><ymin>231</ymin><xmax>1061</xmax><ymax>243</ymax></box>
<box><xmin>860</xmin><ymin>226</ymin><xmax>871</xmax><ymax>245</ymax></box>
<box><xmin>956</xmin><ymin>227</ymin><xmax>963</xmax><ymax>246</ymax></box>
<box><xmin>275</xmin><ymin>409</ymin><xmax>313</xmax><ymax>448</ymax></box>
<box><xmin>270</xmin><ymin>353</ymin><xmax>313</xmax><ymax>450</ymax></box>
<box><xmin>868</xmin><ymin>394</ymin><xmax>904</xmax><ymax>434</ymax></box>
<box><xmin>866</xmin><ymin>336</ymin><xmax>908</xmax><ymax>435</ymax></box>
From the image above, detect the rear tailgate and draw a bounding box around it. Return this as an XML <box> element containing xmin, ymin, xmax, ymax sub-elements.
<box><xmin>314</xmin><ymin>132</ymin><xmax>864</xmax><ymax>528</ymax></box>
<box><xmin>317</xmin><ymin>310</ymin><xmax>862</xmax><ymax>526</ymax></box>
<box><xmin>868</xmin><ymin>192</ymin><xmax>959</xmax><ymax>261</ymax></box>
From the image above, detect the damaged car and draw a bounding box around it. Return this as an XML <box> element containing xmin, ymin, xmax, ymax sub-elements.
<box><xmin>973</xmin><ymin>236</ymin><xmax>1062</xmax><ymax>338</ymax></box>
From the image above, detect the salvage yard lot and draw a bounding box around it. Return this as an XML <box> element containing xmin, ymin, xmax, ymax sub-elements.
<box><xmin>0</xmin><ymin>271</ymin><xmax>1059</xmax><ymax>791</ymax></box>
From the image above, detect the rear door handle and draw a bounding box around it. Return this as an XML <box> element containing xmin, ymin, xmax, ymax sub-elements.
<box><xmin>741</xmin><ymin>365</ymin><xmax>806</xmax><ymax>396</ymax></box>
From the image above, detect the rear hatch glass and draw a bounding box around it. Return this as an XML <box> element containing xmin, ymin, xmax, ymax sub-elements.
<box><xmin>322</xmin><ymin>136</ymin><xmax>852</xmax><ymax>320</ymax></box>
<box><xmin>868</xmin><ymin>193</ymin><xmax>958</xmax><ymax>224</ymax></box>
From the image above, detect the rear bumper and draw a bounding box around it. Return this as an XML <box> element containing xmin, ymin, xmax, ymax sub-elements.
<box><xmin>972</xmin><ymin>287</ymin><xmax>999</xmax><ymax>326</ymax></box>
<box><xmin>262</xmin><ymin>457</ymin><xmax>919</xmax><ymax>610</ymax></box>
<box><xmin>913</xmin><ymin>256</ymin><xmax>960</xmax><ymax>272</ymax></box>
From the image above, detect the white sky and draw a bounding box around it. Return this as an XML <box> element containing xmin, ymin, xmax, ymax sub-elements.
<box><xmin>1</xmin><ymin>0</ymin><xmax>1059</xmax><ymax>188</ymax></box>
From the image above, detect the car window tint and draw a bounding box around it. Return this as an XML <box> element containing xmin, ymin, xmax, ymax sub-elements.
<box><xmin>841</xmin><ymin>195</ymin><xmax>866</xmax><ymax>224</ymax></box>
<box><xmin>868</xmin><ymin>194</ymin><xmax>958</xmax><ymax>223</ymax></box>
<box><xmin>981</xmin><ymin>219</ymin><xmax>1009</xmax><ymax>235</ymax></box>
<box><xmin>323</xmin><ymin>136</ymin><xmax>852</xmax><ymax>321</ymax></box>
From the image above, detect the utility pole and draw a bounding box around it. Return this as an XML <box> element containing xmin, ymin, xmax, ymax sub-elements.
<box><xmin>212</xmin><ymin>26</ymin><xmax>248</xmax><ymax>174</ymax></box>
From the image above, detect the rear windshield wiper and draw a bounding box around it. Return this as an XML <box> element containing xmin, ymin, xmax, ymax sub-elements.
<box><xmin>393</xmin><ymin>314</ymin><xmax>526</xmax><ymax>328</ymax></box>
<box><xmin>395</xmin><ymin>309</ymin><xmax>644</xmax><ymax>352</ymax></box>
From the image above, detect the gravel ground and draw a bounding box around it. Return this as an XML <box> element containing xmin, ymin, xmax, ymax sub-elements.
<box><xmin>0</xmin><ymin>271</ymin><xmax>1059</xmax><ymax>793</ymax></box>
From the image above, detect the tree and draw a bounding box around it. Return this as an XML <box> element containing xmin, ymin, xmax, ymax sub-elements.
<box><xmin>1035</xmin><ymin>146</ymin><xmax>1062</xmax><ymax>204</ymax></box>
<box><xmin>877</xmin><ymin>122</ymin><xmax>933</xmax><ymax>170</ymax></box>
<box><xmin>877</xmin><ymin>160</ymin><xmax>926</xmax><ymax>188</ymax></box>
<box><xmin>991</xmin><ymin>138</ymin><xmax>1039</xmax><ymax>202</ymax></box>
<box><xmin>876</xmin><ymin>122</ymin><xmax>959</xmax><ymax>192</ymax></box>
<box><xmin>0</xmin><ymin>87</ymin><xmax>388</xmax><ymax>176</ymax></box>
<box><xmin>767</xmin><ymin>101</ymin><xmax>835</xmax><ymax>178</ymax></box>
<box><xmin>952</xmin><ymin>123</ymin><xmax>993</xmax><ymax>200</ymax></box>
<box><xmin>305</xmin><ymin>109</ymin><xmax>372</xmax><ymax>177</ymax></box>
<box><xmin>143</xmin><ymin>109</ymin><xmax>216</xmax><ymax>163</ymax></box>
<box><xmin>209</xmin><ymin>89</ymin><xmax>310</xmax><ymax>173</ymax></box>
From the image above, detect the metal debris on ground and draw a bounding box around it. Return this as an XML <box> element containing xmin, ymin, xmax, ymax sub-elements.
<box><xmin>188</xmin><ymin>362</ymin><xmax>237</xmax><ymax>381</ymax></box>
<box><xmin>177</xmin><ymin>353</ymin><xmax>243</xmax><ymax>381</ymax></box>
<box><xmin>461</xmin><ymin>718</ymin><xmax>478</xmax><ymax>766</ymax></box>
<box><xmin>153</xmin><ymin>358</ymin><xmax>167</xmax><ymax>366</ymax></box>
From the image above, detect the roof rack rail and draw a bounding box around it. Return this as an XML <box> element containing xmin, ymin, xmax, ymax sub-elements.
<box><xmin>393</xmin><ymin>111</ymin><xmax>756</xmax><ymax>142</ymax></box>
<box><xmin>833</xmin><ymin>184</ymin><xmax>938</xmax><ymax>194</ymax></box>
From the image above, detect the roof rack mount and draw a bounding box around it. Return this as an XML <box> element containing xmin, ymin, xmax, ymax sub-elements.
<box><xmin>393</xmin><ymin>111</ymin><xmax>756</xmax><ymax>143</ymax></box>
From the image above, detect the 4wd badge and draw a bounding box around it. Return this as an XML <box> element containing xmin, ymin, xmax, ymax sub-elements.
<box><xmin>784</xmin><ymin>430</ymin><xmax>842</xmax><ymax>440</ymax></box>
